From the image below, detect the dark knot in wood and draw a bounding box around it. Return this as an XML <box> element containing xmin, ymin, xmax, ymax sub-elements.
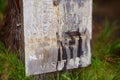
<box><xmin>53</xmin><ymin>0</ymin><xmax>59</xmax><ymax>6</ymax></box>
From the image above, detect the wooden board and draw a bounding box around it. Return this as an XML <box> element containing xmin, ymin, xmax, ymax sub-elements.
<box><xmin>23</xmin><ymin>0</ymin><xmax>92</xmax><ymax>76</ymax></box>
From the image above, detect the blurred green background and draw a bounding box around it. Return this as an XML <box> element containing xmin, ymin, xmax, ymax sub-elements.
<box><xmin>0</xmin><ymin>0</ymin><xmax>120</xmax><ymax>80</ymax></box>
<box><xmin>0</xmin><ymin>0</ymin><xmax>7</xmax><ymax>21</ymax></box>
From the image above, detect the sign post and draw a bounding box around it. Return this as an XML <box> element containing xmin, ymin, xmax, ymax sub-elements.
<box><xmin>23</xmin><ymin>0</ymin><xmax>92</xmax><ymax>76</ymax></box>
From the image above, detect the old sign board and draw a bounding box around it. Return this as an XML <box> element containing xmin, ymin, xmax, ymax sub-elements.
<box><xmin>23</xmin><ymin>0</ymin><xmax>92</xmax><ymax>76</ymax></box>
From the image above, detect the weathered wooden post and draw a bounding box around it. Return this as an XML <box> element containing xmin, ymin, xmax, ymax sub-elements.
<box><xmin>22</xmin><ymin>0</ymin><xmax>92</xmax><ymax>77</ymax></box>
<box><xmin>0</xmin><ymin>0</ymin><xmax>24</xmax><ymax>61</ymax></box>
<box><xmin>0</xmin><ymin>0</ymin><xmax>92</xmax><ymax>79</ymax></box>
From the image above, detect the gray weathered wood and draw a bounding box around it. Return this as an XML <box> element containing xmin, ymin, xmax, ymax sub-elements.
<box><xmin>0</xmin><ymin>0</ymin><xmax>92</xmax><ymax>79</ymax></box>
<box><xmin>23</xmin><ymin>0</ymin><xmax>92</xmax><ymax>76</ymax></box>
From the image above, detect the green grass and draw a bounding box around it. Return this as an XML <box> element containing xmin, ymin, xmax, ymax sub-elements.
<box><xmin>0</xmin><ymin>20</ymin><xmax>120</xmax><ymax>80</ymax></box>
<box><xmin>0</xmin><ymin>42</ymin><xmax>35</xmax><ymax>80</ymax></box>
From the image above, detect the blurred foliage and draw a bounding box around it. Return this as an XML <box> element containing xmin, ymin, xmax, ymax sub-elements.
<box><xmin>0</xmin><ymin>0</ymin><xmax>7</xmax><ymax>21</ymax></box>
<box><xmin>0</xmin><ymin>20</ymin><xmax>120</xmax><ymax>80</ymax></box>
